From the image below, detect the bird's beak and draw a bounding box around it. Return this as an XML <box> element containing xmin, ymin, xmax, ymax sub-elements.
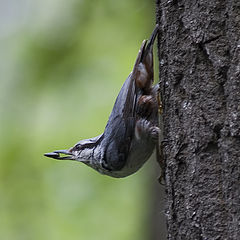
<box><xmin>44</xmin><ymin>149</ymin><xmax>74</xmax><ymax>160</ymax></box>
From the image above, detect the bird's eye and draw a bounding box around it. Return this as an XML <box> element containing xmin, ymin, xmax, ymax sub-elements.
<box><xmin>74</xmin><ymin>144</ymin><xmax>82</xmax><ymax>151</ymax></box>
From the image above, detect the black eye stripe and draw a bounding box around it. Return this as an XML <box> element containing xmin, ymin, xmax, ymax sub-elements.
<box><xmin>74</xmin><ymin>134</ymin><xmax>104</xmax><ymax>151</ymax></box>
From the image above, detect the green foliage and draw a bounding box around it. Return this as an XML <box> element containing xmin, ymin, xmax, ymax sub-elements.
<box><xmin>0</xmin><ymin>0</ymin><xmax>154</xmax><ymax>239</ymax></box>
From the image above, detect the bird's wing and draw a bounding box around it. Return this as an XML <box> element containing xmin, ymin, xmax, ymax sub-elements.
<box><xmin>102</xmin><ymin>26</ymin><xmax>159</xmax><ymax>171</ymax></box>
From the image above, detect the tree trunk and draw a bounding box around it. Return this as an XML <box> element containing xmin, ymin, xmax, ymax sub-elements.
<box><xmin>156</xmin><ymin>0</ymin><xmax>240</xmax><ymax>239</ymax></box>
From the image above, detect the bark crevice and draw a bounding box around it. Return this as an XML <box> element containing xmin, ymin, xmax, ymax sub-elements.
<box><xmin>156</xmin><ymin>0</ymin><xmax>240</xmax><ymax>239</ymax></box>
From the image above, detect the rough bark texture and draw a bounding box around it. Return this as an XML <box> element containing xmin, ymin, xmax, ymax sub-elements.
<box><xmin>156</xmin><ymin>0</ymin><xmax>240</xmax><ymax>239</ymax></box>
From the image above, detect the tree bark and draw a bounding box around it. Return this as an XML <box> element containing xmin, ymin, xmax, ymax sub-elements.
<box><xmin>156</xmin><ymin>0</ymin><xmax>240</xmax><ymax>239</ymax></box>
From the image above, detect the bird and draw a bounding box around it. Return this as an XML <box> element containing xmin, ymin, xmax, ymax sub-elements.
<box><xmin>44</xmin><ymin>25</ymin><xmax>161</xmax><ymax>178</ymax></box>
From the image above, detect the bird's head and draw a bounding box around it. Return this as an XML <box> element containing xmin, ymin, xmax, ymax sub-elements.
<box><xmin>44</xmin><ymin>134</ymin><xmax>103</xmax><ymax>165</ymax></box>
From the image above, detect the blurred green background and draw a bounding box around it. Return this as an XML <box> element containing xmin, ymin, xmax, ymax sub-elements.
<box><xmin>0</xmin><ymin>0</ymin><xmax>164</xmax><ymax>240</ymax></box>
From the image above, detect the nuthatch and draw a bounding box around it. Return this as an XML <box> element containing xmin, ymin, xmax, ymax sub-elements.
<box><xmin>44</xmin><ymin>25</ymin><xmax>161</xmax><ymax>178</ymax></box>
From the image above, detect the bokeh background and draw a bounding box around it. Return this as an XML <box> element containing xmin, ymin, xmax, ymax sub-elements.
<box><xmin>0</xmin><ymin>0</ymin><xmax>166</xmax><ymax>239</ymax></box>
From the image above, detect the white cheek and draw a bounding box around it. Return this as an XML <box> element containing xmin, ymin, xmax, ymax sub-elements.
<box><xmin>79</xmin><ymin>149</ymin><xmax>93</xmax><ymax>160</ymax></box>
